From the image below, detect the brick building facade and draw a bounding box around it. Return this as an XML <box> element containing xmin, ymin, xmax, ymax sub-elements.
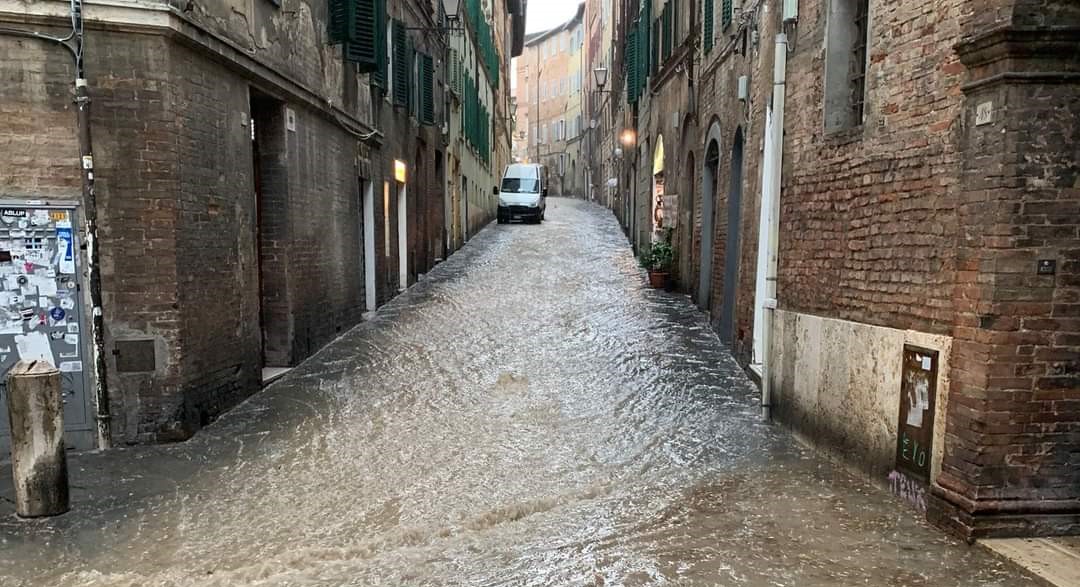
<box><xmin>0</xmin><ymin>0</ymin><xmax>523</xmax><ymax>448</ymax></box>
<box><xmin>596</xmin><ymin>0</ymin><xmax>1079</xmax><ymax>539</ymax></box>
<box><xmin>514</xmin><ymin>5</ymin><xmax>586</xmax><ymax>195</ymax></box>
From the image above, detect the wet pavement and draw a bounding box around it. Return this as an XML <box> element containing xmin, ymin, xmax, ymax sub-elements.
<box><xmin>0</xmin><ymin>198</ymin><xmax>1038</xmax><ymax>586</ymax></box>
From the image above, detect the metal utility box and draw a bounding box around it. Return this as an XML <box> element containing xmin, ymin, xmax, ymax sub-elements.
<box><xmin>895</xmin><ymin>346</ymin><xmax>938</xmax><ymax>481</ymax></box>
<box><xmin>0</xmin><ymin>204</ymin><xmax>93</xmax><ymax>455</ymax></box>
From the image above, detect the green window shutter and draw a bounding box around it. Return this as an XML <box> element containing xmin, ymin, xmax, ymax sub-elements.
<box><xmin>420</xmin><ymin>53</ymin><xmax>435</xmax><ymax>125</ymax></box>
<box><xmin>328</xmin><ymin>0</ymin><xmax>351</xmax><ymax>44</ymax></box>
<box><xmin>370</xmin><ymin>0</ymin><xmax>387</xmax><ymax>87</ymax></box>
<box><xmin>640</xmin><ymin>0</ymin><xmax>651</xmax><ymax>77</ymax></box>
<box><xmin>637</xmin><ymin>17</ymin><xmax>648</xmax><ymax>93</ymax></box>
<box><xmin>652</xmin><ymin>19</ymin><xmax>660</xmax><ymax>73</ymax></box>
<box><xmin>625</xmin><ymin>27</ymin><xmax>638</xmax><ymax>104</ymax></box>
<box><xmin>662</xmin><ymin>5</ymin><xmax>672</xmax><ymax>62</ymax></box>
<box><xmin>722</xmin><ymin>0</ymin><xmax>732</xmax><ymax>28</ymax></box>
<box><xmin>704</xmin><ymin>0</ymin><xmax>714</xmax><ymax>53</ymax></box>
<box><xmin>407</xmin><ymin>42</ymin><xmax>416</xmax><ymax>117</ymax></box>
<box><xmin>392</xmin><ymin>20</ymin><xmax>408</xmax><ymax>106</ymax></box>
<box><xmin>342</xmin><ymin>0</ymin><xmax>378</xmax><ymax>71</ymax></box>
<box><xmin>672</xmin><ymin>0</ymin><xmax>679</xmax><ymax>46</ymax></box>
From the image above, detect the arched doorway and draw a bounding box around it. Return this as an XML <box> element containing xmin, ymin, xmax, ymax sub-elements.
<box><xmin>719</xmin><ymin>127</ymin><xmax>745</xmax><ymax>343</ymax></box>
<box><xmin>699</xmin><ymin>124</ymin><xmax>721</xmax><ymax>311</ymax></box>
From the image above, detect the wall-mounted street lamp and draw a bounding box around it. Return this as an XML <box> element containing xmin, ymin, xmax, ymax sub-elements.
<box><xmin>619</xmin><ymin>128</ymin><xmax>637</xmax><ymax>147</ymax></box>
<box><xmin>593</xmin><ymin>67</ymin><xmax>609</xmax><ymax>90</ymax></box>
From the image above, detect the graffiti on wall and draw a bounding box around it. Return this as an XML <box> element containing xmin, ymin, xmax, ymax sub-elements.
<box><xmin>888</xmin><ymin>469</ymin><xmax>928</xmax><ymax>513</ymax></box>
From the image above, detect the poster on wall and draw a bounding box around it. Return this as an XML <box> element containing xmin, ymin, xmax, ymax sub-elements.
<box><xmin>662</xmin><ymin>194</ymin><xmax>679</xmax><ymax>229</ymax></box>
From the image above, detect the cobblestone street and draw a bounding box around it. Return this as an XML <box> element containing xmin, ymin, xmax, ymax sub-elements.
<box><xmin>0</xmin><ymin>199</ymin><xmax>1037</xmax><ymax>586</ymax></box>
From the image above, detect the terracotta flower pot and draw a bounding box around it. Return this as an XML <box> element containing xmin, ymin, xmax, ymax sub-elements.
<box><xmin>648</xmin><ymin>270</ymin><xmax>669</xmax><ymax>289</ymax></box>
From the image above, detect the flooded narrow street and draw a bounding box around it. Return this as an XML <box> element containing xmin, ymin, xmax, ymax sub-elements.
<box><xmin>1</xmin><ymin>199</ymin><xmax>1034</xmax><ymax>586</ymax></box>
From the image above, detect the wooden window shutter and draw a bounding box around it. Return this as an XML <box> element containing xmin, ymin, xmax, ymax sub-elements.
<box><xmin>370</xmin><ymin>0</ymin><xmax>388</xmax><ymax>87</ymax></box>
<box><xmin>722</xmin><ymin>0</ymin><xmax>732</xmax><ymax>29</ymax></box>
<box><xmin>327</xmin><ymin>0</ymin><xmax>352</xmax><ymax>44</ymax></box>
<box><xmin>637</xmin><ymin>16</ymin><xmax>649</xmax><ymax>92</ymax></box>
<box><xmin>640</xmin><ymin>0</ymin><xmax>651</xmax><ymax>78</ymax></box>
<box><xmin>420</xmin><ymin>53</ymin><xmax>435</xmax><ymax>125</ymax></box>
<box><xmin>392</xmin><ymin>20</ymin><xmax>408</xmax><ymax>106</ymax></box>
<box><xmin>625</xmin><ymin>26</ymin><xmax>638</xmax><ymax>104</ymax></box>
<box><xmin>342</xmin><ymin>0</ymin><xmax>379</xmax><ymax>72</ymax></box>
<box><xmin>662</xmin><ymin>4</ymin><xmax>672</xmax><ymax>61</ymax></box>
<box><xmin>704</xmin><ymin>0</ymin><xmax>714</xmax><ymax>53</ymax></box>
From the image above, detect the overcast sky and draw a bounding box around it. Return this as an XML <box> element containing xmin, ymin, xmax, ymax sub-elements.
<box><xmin>525</xmin><ymin>0</ymin><xmax>582</xmax><ymax>33</ymax></box>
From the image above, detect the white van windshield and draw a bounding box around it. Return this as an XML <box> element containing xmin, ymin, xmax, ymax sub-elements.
<box><xmin>501</xmin><ymin>177</ymin><xmax>540</xmax><ymax>193</ymax></box>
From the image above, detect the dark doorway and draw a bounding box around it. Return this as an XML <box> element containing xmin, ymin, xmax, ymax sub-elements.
<box><xmin>250</xmin><ymin>91</ymin><xmax>291</xmax><ymax>368</ymax></box>
<box><xmin>681</xmin><ymin>151</ymin><xmax>696</xmax><ymax>290</ymax></box>
<box><xmin>435</xmin><ymin>150</ymin><xmax>445</xmax><ymax>259</ymax></box>
<box><xmin>719</xmin><ymin>127</ymin><xmax>745</xmax><ymax>343</ymax></box>
<box><xmin>413</xmin><ymin>147</ymin><xmax>425</xmax><ymax>279</ymax></box>
<box><xmin>699</xmin><ymin>140</ymin><xmax>719</xmax><ymax>311</ymax></box>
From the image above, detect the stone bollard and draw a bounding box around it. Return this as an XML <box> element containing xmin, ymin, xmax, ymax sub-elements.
<box><xmin>5</xmin><ymin>360</ymin><xmax>69</xmax><ymax>517</ymax></box>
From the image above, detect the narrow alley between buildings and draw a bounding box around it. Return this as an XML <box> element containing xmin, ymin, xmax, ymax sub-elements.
<box><xmin>0</xmin><ymin>199</ymin><xmax>1036</xmax><ymax>587</ymax></box>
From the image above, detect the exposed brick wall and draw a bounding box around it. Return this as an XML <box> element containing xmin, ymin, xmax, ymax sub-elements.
<box><xmin>779</xmin><ymin>0</ymin><xmax>964</xmax><ymax>337</ymax></box>
<box><xmin>690</xmin><ymin>13</ymin><xmax>773</xmax><ymax>366</ymax></box>
<box><xmin>89</xmin><ymin>33</ymin><xmax>187</xmax><ymax>443</ymax></box>
<box><xmin>0</xmin><ymin>23</ymin><xmax>379</xmax><ymax>444</ymax></box>
<box><xmin>928</xmin><ymin>3</ymin><xmax>1080</xmax><ymax>539</ymax></box>
<box><xmin>0</xmin><ymin>35</ymin><xmax>81</xmax><ymax>198</ymax></box>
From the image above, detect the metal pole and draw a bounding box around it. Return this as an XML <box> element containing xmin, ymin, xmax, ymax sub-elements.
<box><xmin>72</xmin><ymin>4</ymin><xmax>111</xmax><ymax>449</ymax></box>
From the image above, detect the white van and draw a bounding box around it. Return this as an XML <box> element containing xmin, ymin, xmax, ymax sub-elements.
<box><xmin>497</xmin><ymin>163</ymin><xmax>547</xmax><ymax>224</ymax></box>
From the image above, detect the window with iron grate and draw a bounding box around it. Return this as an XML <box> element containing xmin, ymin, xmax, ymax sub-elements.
<box><xmin>824</xmin><ymin>0</ymin><xmax>870</xmax><ymax>132</ymax></box>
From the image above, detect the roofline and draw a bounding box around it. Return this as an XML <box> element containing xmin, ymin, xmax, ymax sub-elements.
<box><xmin>523</xmin><ymin>2</ymin><xmax>584</xmax><ymax>46</ymax></box>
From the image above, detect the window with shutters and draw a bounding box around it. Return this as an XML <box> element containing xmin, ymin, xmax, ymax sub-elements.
<box><xmin>420</xmin><ymin>53</ymin><xmax>435</xmax><ymax>125</ymax></box>
<box><xmin>625</xmin><ymin>26</ymin><xmax>639</xmax><ymax>104</ymax></box>
<box><xmin>703</xmin><ymin>0</ymin><xmax>714</xmax><ymax>53</ymax></box>
<box><xmin>391</xmin><ymin>20</ymin><xmax>409</xmax><ymax>107</ymax></box>
<box><xmin>661</xmin><ymin>3</ymin><xmax>672</xmax><ymax>62</ymax></box>
<box><xmin>652</xmin><ymin>18</ymin><xmax>660</xmax><ymax>74</ymax></box>
<box><xmin>329</xmin><ymin>0</ymin><xmax>382</xmax><ymax>73</ymax></box>
<box><xmin>722</xmin><ymin>0</ymin><xmax>732</xmax><ymax>29</ymax></box>
<box><xmin>824</xmin><ymin>0</ymin><xmax>870</xmax><ymax>132</ymax></box>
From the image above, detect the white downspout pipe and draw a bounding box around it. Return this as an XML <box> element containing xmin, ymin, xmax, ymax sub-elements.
<box><xmin>761</xmin><ymin>33</ymin><xmax>787</xmax><ymax>421</ymax></box>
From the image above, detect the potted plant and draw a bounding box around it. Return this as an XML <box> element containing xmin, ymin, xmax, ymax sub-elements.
<box><xmin>640</xmin><ymin>240</ymin><xmax>674</xmax><ymax>289</ymax></box>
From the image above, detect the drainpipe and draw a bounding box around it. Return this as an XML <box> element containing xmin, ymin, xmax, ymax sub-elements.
<box><xmin>760</xmin><ymin>33</ymin><xmax>787</xmax><ymax>421</ymax></box>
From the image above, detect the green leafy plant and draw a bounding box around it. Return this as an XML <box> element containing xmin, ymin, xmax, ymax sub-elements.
<box><xmin>639</xmin><ymin>240</ymin><xmax>674</xmax><ymax>272</ymax></box>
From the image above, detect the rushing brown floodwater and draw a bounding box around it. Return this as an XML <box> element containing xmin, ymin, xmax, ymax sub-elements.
<box><xmin>1</xmin><ymin>198</ymin><xmax>1035</xmax><ymax>586</ymax></box>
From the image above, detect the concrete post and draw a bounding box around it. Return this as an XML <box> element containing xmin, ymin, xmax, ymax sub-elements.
<box><xmin>5</xmin><ymin>360</ymin><xmax>69</xmax><ymax>517</ymax></box>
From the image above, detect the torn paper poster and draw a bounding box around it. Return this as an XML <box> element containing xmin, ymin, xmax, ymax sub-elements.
<box><xmin>15</xmin><ymin>331</ymin><xmax>54</xmax><ymax>366</ymax></box>
<box><xmin>60</xmin><ymin>298</ymin><xmax>75</xmax><ymax>310</ymax></box>
<box><xmin>64</xmin><ymin>333</ymin><xmax>78</xmax><ymax>346</ymax></box>
<box><xmin>32</xmin><ymin>276</ymin><xmax>57</xmax><ymax>297</ymax></box>
<box><xmin>906</xmin><ymin>378</ymin><xmax>930</xmax><ymax>428</ymax></box>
